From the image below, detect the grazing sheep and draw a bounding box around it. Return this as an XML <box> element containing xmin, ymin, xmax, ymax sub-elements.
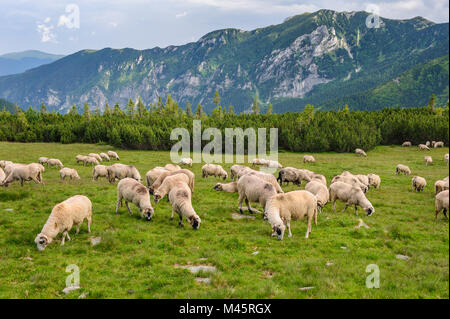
<box><xmin>251</xmin><ymin>158</ymin><xmax>268</xmax><ymax>167</ymax></box>
<box><xmin>107</xmin><ymin>163</ymin><xmax>141</xmax><ymax>183</ymax></box>
<box><xmin>434</xmin><ymin>141</ymin><xmax>444</xmax><ymax>148</ymax></box>
<box><xmin>426</xmin><ymin>141</ymin><xmax>431</xmax><ymax>147</ymax></box>
<box><xmin>179</xmin><ymin>157</ymin><xmax>193</xmax><ymax>167</ymax></box>
<box><xmin>331</xmin><ymin>175</ymin><xmax>368</xmax><ymax>193</ymax></box>
<box><xmin>396</xmin><ymin>164</ymin><xmax>411</xmax><ymax>175</ymax></box>
<box><xmin>3</xmin><ymin>163</ymin><xmax>21</xmax><ymax>177</ymax></box>
<box><xmin>434</xmin><ymin>180</ymin><xmax>449</xmax><ymax>195</ymax></box>
<box><xmin>277</xmin><ymin>167</ymin><xmax>300</xmax><ymax>186</ymax></box>
<box><xmin>0</xmin><ymin>167</ymin><xmax>5</xmax><ymax>184</ymax></box>
<box><xmin>92</xmin><ymin>165</ymin><xmax>109</xmax><ymax>181</ymax></box>
<box><xmin>76</xmin><ymin>155</ymin><xmax>88</xmax><ymax>165</ymax></box>
<box><xmin>145</xmin><ymin>167</ymin><xmax>167</xmax><ymax>187</ymax></box>
<box><xmin>431</xmin><ymin>141</ymin><xmax>436</xmax><ymax>147</ymax></box>
<box><xmin>230</xmin><ymin>165</ymin><xmax>247</xmax><ymax>181</ymax></box>
<box><xmin>329</xmin><ymin>181</ymin><xmax>375</xmax><ymax>216</ymax></box>
<box><xmin>154</xmin><ymin>173</ymin><xmax>190</xmax><ymax>203</ymax></box>
<box><xmin>59</xmin><ymin>168</ymin><xmax>80</xmax><ymax>180</ymax></box>
<box><xmin>213</xmin><ymin>182</ymin><xmax>238</xmax><ymax>193</ymax></box>
<box><xmin>47</xmin><ymin>158</ymin><xmax>64</xmax><ymax>169</ymax></box>
<box><xmin>88</xmin><ymin>153</ymin><xmax>102</xmax><ymax>162</ymax></box>
<box><xmin>107</xmin><ymin>151</ymin><xmax>120</xmax><ymax>160</ymax></box>
<box><xmin>356</xmin><ymin>174</ymin><xmax>370</xmax><ymax>189</ymax></box>
<box><xmin>34</xmin><ymin>195</ymin><xmax>92</xmax><ymax>250</ymax></box>
<box><xmin>202</xmin><ymin>163</ymin><xmax>228</xmax><ymax>180</ymax></box>
<box><xmin>355</xmin><ymin>148</ymin><xmax>367</xmax><ymax>157</ymax></box>
<box><xmin>367</xmin><ymin>173</ymin><xmax>381</xmax><ymax>189</ymax></box>
<box><xmin>445</xmin><ymin>153</ymin><xmax>449</xmax><ymax>166</ymax></box>
<box><xmin>411</xmin><ymin>176</ymin><xmax>427</xmax><ymax>192</ymax></box>
<box><xmin>164</xmin><ymin>163</ymin><xmax>181</xmax><ymax>171</ymax></box>
<box><xmin>236</xmin><ymin>166</ymin><xmax>257</xmax><ymax>179</ymax></box>
<box><xmin>435</xmin><ymin>190</ymin><xmax>449</xmax><ymax>219</ymax></box>
<box><xmin>246</xmin><ymin>171</ymin><xmax>283</xmax><ymax>193</ymax></box>
<box><xmin>1</xmin><ymin>163</ymin><xmax>43</xmax><ymax>187</ymax></box>
<box><xmin>296</xmin><ymin>169</ymin><xmax>315</xmax><ymax>183</ymax></box>
<box><xmin>311</xmin><ymin>174</ymin><xmax>327</xmax><ymax>186</ymax></box>
<box><xmin>237</xmin><ymin>174</ymin><xmax>278</xmax><ymax>214</ymax></box>
<box><xmin>149</xmin><ymin>169</ymin><xmax>195</xmax><ymax>194</ymax></box>
<box><xmin>418</xmin><ymin>144</ymin><xmax>430</xmax><ymax>151</ymax></box>
<box><xmin>305</xmin><ymin>180</ymin><xmax>329</xmax><ymax>212</ymax></box>
<box><xmin>265</xmin><ymin>190</ymin><xmax>318</xmax><ymax>240</ymax></box>
<box><xmin>303</xmin><ymin>155</ymin><xmax>316</xmax><ymax>163</ymax></box>
<box><xmin>99</xmin><ymin>153</ymin><xmax>110</xmax><ymax>161</ymax></box>
<box><xmin>0</xmin><ymin>160</ymin><xmax>13</xmax><ymax>169</ymax></box>
<box><xmin>424</xmin><ymin>156</ymin><xmax>433</xmax><ymax>166</ymax></box>
<box><xmin>168</xmin><ymin>181</ymin><xmax>201</xmax><ymax>229</ymax></box>
<box><xmin>402</xmin><ymin>141</ymin><xmax>412</xmax><ymax>147</ymax></box>
<box><xmin>84</xmin><ymin>156</ymin><xmax>100</xmax><ymax>166</ymax></box>
<box><xmin>38</xmin><ymin>157</ymin><xmax>49</xmax><ymax>165</ymax></box>
<box><xmin>265</xmin><ymin>160</ymin><xmax>283</xmax><ymax>169</ymax></box>
<box><xmin>116</xmin><ymin>178</ymin><xmax>154</xmax><ymax>221</ymax></box>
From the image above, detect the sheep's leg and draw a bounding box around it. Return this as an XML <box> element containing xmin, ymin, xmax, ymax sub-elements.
<box><xmin>87</xmin><ymin>216</ymin><xmax>92</xmax><ymax>233</ymax></box>
<box><xmin>342</xmin><ymin>203</ymin><xmax>349</xmax><ymax>213</ymax></box>
<box><xmin>238</xmin><ymin>194</ymin><xmax>245</xmax><ymax>214</ymax></box>
<box><xmin>20</xmin><ymin>178</ymin><xmax>24</xmax><ymax>187</ymax></box>
<box><xmin>178</xmin><ymin>214</ymin><xmax>184</xmax><ymax>228</ymax></box>
<box><xmin>170</xmin><ymin>209</ymin><xmax>175</xmax><ymax>220</ymax></box>
<box><xmin>75</xmin><ymin>224</ymin><xmax>81</xmax><ymax>234</ymax></box>
<box><xmin>245</xmin><ymin>198</ymin><xmax>255</xmax><ymax>214</ymax></box>
<box><xmin>444</xmin><ymin>209</ymin><xmax>448</xmax><ymax>219</ymax></box>
<box><xmin>125</xmin><ymin>201</ymin><xmax>133</xmax><ymax>215</ymax></box>
<box><xmin>287</xmin><ymin>221</ymin><xmax>292</xmax><ymax>238</ymax></box>
<box><xmin>332</xmin><ymin>199</ymin><xmax>336</xmax><ymax>213</ymax></box>
<box><xmin>435</xmin><ymin>209</ymin><xmax>439</xmax><ymax>219</ymax></box>
<box><xmin>115</xmin><ymin>198</ymin><xmax>121</xmax><ymax>214</ymax></box>
<box><xmin>354</xmin><ymin>205</ymin><xmax>358</xmax><ymax>216</ymax></box>
<box><xmin>305</xmin><ymin>215</ymin><xmax>312</xmax><ymax>239</ymax></box>
<box><xmin>66</xmin><ymin>232</ymin><xmax>71</xmax><ymax>241</ymax></box>
<box><xmin>61</xmin><ymin>233</ymin><xmax>66</xmax><ymax>246</ymax></box>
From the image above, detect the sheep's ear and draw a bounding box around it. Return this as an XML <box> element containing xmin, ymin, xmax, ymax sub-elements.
<box><xmin>54</xmin><ymin>222</ymin><xmax>58</xmax><ymax>229</ymax></box>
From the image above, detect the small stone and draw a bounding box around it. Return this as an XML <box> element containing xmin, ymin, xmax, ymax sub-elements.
<box><xmin>175</xmin><ymin>264</ymin><xmax>216</xmax><ymax>274</ymax></box>
<box><xmin>299</xmin><ymin>286</ymin><xmax>314</xmax><ymax>291</ymax></box>
<box><xmin>89</xmin><ymin>236</ymin><xmax>101</xmax><ymax>246</ymax></box>
<box><xmin>62</xmin><ymin>286</ymin><xmax>80</xmax><ymax>294</ymax></box>
<box><xmin>340</xmin><ymin>246</ymin><xmax>347</xmax><ymax>250</ymax></box>
<box><xmin>195</xmin><ymin>278</ymin><xmax>211</xmax><ymax>284</ymax></box>
<box><xmin>4</xmin><ymin>208</ymin><xmax>13</xmax><ymax>212</ymax></box>
<box><xmin>23</xmin><ymin>256</ymin><xmax>33</xmax><ymax>261</ymax></box>
<box><xmin>252</xmin><ymin>251</ymin><xmax>259</xmax><ymax>256</ymax></box>
<box><xmin>396</xmin><ymin>254</ymin><xmax>410</xmax><ymax>261</ymax></box>
<box><xmin>326</xmin><ymin>262</ymin><xmax>334</xmax><ymax>267</ymax></box>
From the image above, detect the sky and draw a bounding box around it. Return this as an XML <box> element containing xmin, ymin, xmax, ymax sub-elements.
<box><xmin>0</xmin><ymin>0</ymin><xmax>448</xmax><ymax>55</ymax></box>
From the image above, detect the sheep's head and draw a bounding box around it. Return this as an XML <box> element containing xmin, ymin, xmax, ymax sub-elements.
<box><xmin>222</xmin><ymin>173</ymin><xmax>228</xmax><ymax>180</ymax></box>
<box><xmin>272</xmin><ymin>223</ymin><xmax>285</xmax><ymax>241</ymax></box>
<box><xmin>34</xmin><ymin>234</ymin><xmax>50</xmax><ymax>251</ymax></box>
<box><xmin>143</xmin><ymin>207</ymin><xmax>154</xmax><ymax>221</ymax></box>
<box><xmin>189</xmin><ymin>215</ymin><xmax>201</xmax><ymax>230</ymax></box>
<box><xmin>153</xmin><ymin>192</ymin><xmax>162</xmax><ymax>203</ymax></box>
<box><xmin>148</xmin><ymin>186</ymin><xmax>154</xmax><ymax>195</ymax></box>
<box><xmin>366</xmin><ymin>206</ymin><xmax>375</xmax><ymax>217</ymax></box>
<box><xmin>213</xmin><ymin>183</ymin><xmax>222</xmax><ymax>191</ymax></box>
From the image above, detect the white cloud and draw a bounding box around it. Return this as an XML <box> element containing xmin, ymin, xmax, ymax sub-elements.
<box><xmin>176</xmin><ymin>11</ymin><xmax>188</xmax><ymax>18</ymax></box>
<box><xmin>36</xmin><ymin>18</ymin><xmax>57</xmax><ymax>43</ymax></box>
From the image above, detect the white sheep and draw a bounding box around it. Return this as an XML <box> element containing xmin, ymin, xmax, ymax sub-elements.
<box><xmin>153</xmin><ymin>173</ymin><xmax>190</xmax><ymax>203</ymax></box>
<box><xmin>236</xmin><ymin>166</ymin><xmax>257</xmax><ymax>179</ymax></box>
<box><xmin>92</xmin><ymin>165</ymin><xmax>109</xmax><ymax>181</ymax></box>
<box><xmin>145</xmin><ymin>167</ymin><xmax>167</xmax><ymax>187</ymax></box>
<box><xmin>402</xmin><ymin>141</ymin><xmax>412</xmax><ymax>147</ymax></box>
<box><xmin>367</xmin><ymin>173</ymin><xmax>381</xmax><ymax>189</ymax></box>
<box><xmin>47</xmin><ymin>158</ymin><xmax>64</xmax><ymax>169</ymax></box>
<box><xmin>88</xmin><ymin>153</ymin><xmax>102</xmax><ymax>162</ymax></box>
<box><xmin>424</xmin><ymin>156</ymin><xmax>433</xmax><ymax>166</ymax></box>
<box><xmin>107</xmin><ymin>151</ymin><xmax>120</xmax><ymax>160</ymax></box>
<box><xmin>434</xmin><ymin>179</ymin><xmax>449</xmax><ymax>195</ymax></box>
<box><xmin>0</xmin><ymin>160</ymin><xmax>13</xmax><ymax>169</ymax></box>
<box><xmin>164</xmin><ymin>163</ymin><xmax>181</xmax><ymax>171</ymax></box>
<box><xmin>418</xmin><ymin>144</ymin><xmax>430</xmax><ymax>151</ymax></box>
<box><xmin>251</xmin><ymin>158</ymin><xmax>268</xmax><ymax>167</ymax></box>
<box><xmin>305</xmin><ymin>180</ymin><xmax>329</xmax><ymax>212</ymax></box>
<box><xmin>331</xmin><ymin>174</ymin><xmax>368</xmax><ymax>193</ymax></box>
<box><xmin>116</xmin><ymin>178</ymin><xmax>154</xmax><ymax>221</ymax></box>
<box><xmin>213</xmin><ymin>181</ymin><xmax>238</xmax><ymax>193</ymax></box>
<box><xmin>99</xmin><ymin>153</ymin><xmax>110</xmax><ymax>161</ymax></box>
<box><xmin>107</xmin><ymin>163</ymin><xmax>141</xmax><ymax>183</ymax></box>
<box><xmin>396</xmin><ymin>164</ymin><xmax>411</xmax><ymax>175</ymax></box>
<box><xmin>34</xmin><ymin>195</ymin><xmax>92</xmax><ymax>250</ymax></box>
<box><xmin>426</xmin><ymin>141</ymin><xmax>431</xmax><ymax>147</ymax></box>
<box><xmin>411</xmin><ymin>176</ymin><xmax>426</xmax><ymax>192</ymax></box>
<box><xmin>435</xmin><ymin>190</ymin><xmax>449</xmax><ymax>219</ymax></box>
<box><xmin>38</xmin><ymin>157</ymin><xmax>49</xmax><ymax>165</ymax></box>
<box><xmin>149</xmin><ymin>169</ymin><xmax>195</xmax><ymax>194</ymax></box>
<box><xmin>355</xmin><ymin>148</ymin><xmax>367</xmax><ymax>157</ymax></box>
<box><xmin>201</xmin><ymin>163</ymin><xmax>228</xmax><ymax>180</ymax></box>
<box><xmin>303</xmin><ymin>155</ymin><xmax>316</xmax><ymax>163</ymax></box>
<box><xmin>230</xmin><ymin>165</ymin><xmax>247</xmax><ymax>181</ymax></box>
<box><xmin>311</xmin><ymin>174</ymin><xmax>327</xmax><ymax>186</ymax></box>
<box><xmin>237</xmin><ymin>174</ymin><xmax>278</xmax><ymax>214</ymax></box>
<box><xmin>0</xmin><ymin>167</ymin><xmax>5</xmax><ymax>184</ymax></box>
<box><xmin>76</xmin><ymin>155</ymin><xmax>88</xmax><ymax>165</ymax></box>
<box><xmin>59</xmin><ymin>168</ymin><xmax>80</xmax><ymax>180</ymax></box>
<box><xmin>329</xmin><ymin>181</ymin><xmax>375</xmax><ymax>216</ymax></box>
<box><xmin>356</xmin><ymin>174</ymin><xmax>370</xmax><ymax>189</ymax></box>
<box><xmin>168</xmin><ymin>181</ymin><xmax>201</xmax><ymax>229</ymax></box>
<box><xmin>277</xmin><ymin>167</ymin><xmax>300</xmax><ymax>186</ymax></box>
<box><xmin>84</xmin><ymin>156</ymin><xmax>100</xmax><ymax>166</ymax></box>
<box><xmin>179</xmin><ymin>157</ymin><xmax>193</xmax><ymax>167</ymax></box>
<box><xmin>1</xmin><ymin>163</ymin><xmax>43</xmax><ymax>187</ymax></box>
<box><xmin>246</xmin><ymin>171</ymin><xmax>283</xmax><ymax>193</ymax></box>
<box><xmin>265</xmin><ymin>160</ymin><xmax>283</xmax><ymax>169</ymax></box>
<box><xmin>265</xmin><ymin>190</ymin><xmax>318</xmax><ymax>240</ymax></box>
<box><xmin>445</xmin><ymin>154</ymin><xmax>449</xmax><ymax>166</ymax></box>
<box><xmin>434</xmin><ymin>141</ymin><xmax>444</xmax><ymax>148</ymax></box>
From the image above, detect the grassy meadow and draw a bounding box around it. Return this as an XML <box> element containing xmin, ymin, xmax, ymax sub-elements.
<box><xmin>0</xmin><ymin>142</ymin><xmax>448</xmax><ymax>299</ymax></box>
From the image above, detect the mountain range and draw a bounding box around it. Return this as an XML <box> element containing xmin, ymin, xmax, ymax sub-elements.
<box><xmin>0</xmin><ymin>10</ymin><xmax>448</xmax><ymax>113</ymax></box>
<box><xmin>0</xmin><ymin>50</ymin><xmax>64</xmax><ymax>77</ymax></box>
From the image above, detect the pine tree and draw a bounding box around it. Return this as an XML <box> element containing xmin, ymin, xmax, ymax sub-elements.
<box><xmin>104</xmin><ymin>103</ymin><xmax>111</xmax><ymax>116</ymax></box>
<box><xmin>113</xmin><ymin>102</ymin><xmax>121</xmax><ymax>116</ymax></box>
<box><xmin>195</xmin><ymin>104</ymin><xmax>203</xmax><ymax>118</ymax></box>
<box><xmin>213</xmin><ymin>90</ymin><xmax>221</xmax><ymax>107</ymax></box>
<box><xmin>428</xmin><ymin>94</ymin><xmax>436</xmax><ymax>111</ymax></box>
<box><xmin>266</xmin><ymin>103</ymin><xmax>273</xmax><ymax>115</ymax></box>
<box><xmin>40</xmin><ymin>103</ymin><xmax>47</xmax><ymax>114</ymax></box>
<box><xmin>212</xmin><ymin>105</ymin><xmax>223</xmax><ymax>119</ymax></box>
<box><xmin>83</xmin><ymin>102</ymin><xmax>91</xmax><ymax>119</ymax></box>
<box><xmin>127</xmin><ymin>98</ymin><xmax>135</xmax><ymax>118</ymax></box>
<box><xmin>186</xmin><ymin>101</ymin><xmax>193</xmax><ymax>117</ymax></box>
<box><xmin>228</xmin><ymin>104</ymin><xmax>235</xmax><ymax>115</ymax></box>
<box><xmin>68</xmin><ymin>104</ymin><xmax>78</xmax><ymax>115</ymax></box>
<box><xmin>251</xmin><ymin>96</ymin><xmax>260</xmax><ymax>115</ymax></box>
<box><xmin>137</xmin><ymin>97</ymin><xmax>145</xmax><ymax>117</ymax></box>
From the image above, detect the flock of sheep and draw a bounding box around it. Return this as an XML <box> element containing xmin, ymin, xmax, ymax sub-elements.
<box><xmin>0</xmin><ymin>141</ymin><xmax>448</xmax><ymax>250</ymax></box>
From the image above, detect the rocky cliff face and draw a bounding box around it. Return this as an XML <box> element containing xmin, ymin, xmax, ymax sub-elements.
<box><xmin>0</xmin><ymin>10</ymin><xmax>448</xmax><ymax>113</ymax></box>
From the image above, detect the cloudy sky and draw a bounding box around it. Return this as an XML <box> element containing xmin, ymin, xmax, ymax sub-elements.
<box><xmin>0</xmin><ymin>0</ymin><xmax>448</xmax><ymax>55</ymax></box>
